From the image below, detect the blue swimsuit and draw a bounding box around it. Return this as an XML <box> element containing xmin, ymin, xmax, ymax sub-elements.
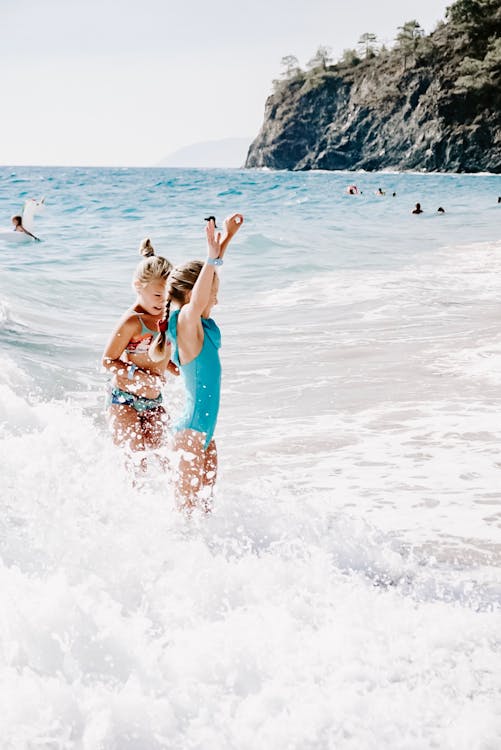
<box><xmin>168</xmin><ymin>309</ymin><xmax>221</xmax><ymax>449</ymax></box>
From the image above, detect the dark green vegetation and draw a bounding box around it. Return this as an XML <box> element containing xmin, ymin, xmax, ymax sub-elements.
<box><xmin>245</xmin><ymin>0</ymin><xmax>501</xmax><ymax>172</ymax></box>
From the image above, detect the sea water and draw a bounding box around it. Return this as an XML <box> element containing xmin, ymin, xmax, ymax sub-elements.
<box><xmin>0</xmin><ymin>166</ymin><xmax>500</xmax><ymax>749</ymax></box>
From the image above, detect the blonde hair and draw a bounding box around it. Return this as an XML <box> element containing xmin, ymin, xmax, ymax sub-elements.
<box><xmin>149</xmin><ymin>260</ymin><xmax>204</xmax><ymax>362</ymax></box>
<box><xmin>134</xmin><ymin>238</ymin><xmax>173</xmax><ymax>286</ymax></box>
<box><xmin>139</xmin><ymin>237</ymin><xmax>155</xmax><ymax>257</ymax></box>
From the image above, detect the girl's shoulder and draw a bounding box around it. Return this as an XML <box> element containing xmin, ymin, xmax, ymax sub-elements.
<box><xmin>173</xmin><ymin>307</ymin><xmax>205</xmax><ymax>347</ymax></box>
<box><xmin>171</xmin><ymin>306</ymin><xmax>202</xmax><ymax>333</ymax></box>
<box><xmin>115</xmin><ymin>309</ymin><xmax>143</xmax><ymax>335</ymax></box>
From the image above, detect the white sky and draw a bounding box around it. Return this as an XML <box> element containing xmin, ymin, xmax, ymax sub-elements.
<box><xmin>1</xmin><ymin>0</ymin><xmax>451</xmax><ymax>166</ymax></box>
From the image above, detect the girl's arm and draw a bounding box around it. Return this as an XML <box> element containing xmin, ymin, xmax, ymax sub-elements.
<box><xmin>183</xmin><ymin>220</ymin><xmax>222</xmax><ymax>320</ymax></box>
<box><xmin>182</xmin><ymin>213</ymin><xmax>244</xmax><ymax>323</ymax></box>
<box><xmin>218</xmin><ymin>213</ymin><xmax>243</xmax><ymax>259</ymax></box>
<box><xmin>21</xmin><ymin>227</ymin><xmax>40</xmax><ymax>241</ymax></box>
<box><xmin>177</xmin><ymin>215</ymin><xmax>243</xmax><ymax>362</ymax></box>
<box><xmin>102</xmin><ymin>317</ymin><xmax>138</xmax><ymax>377</ymax></box>
<box><xmin>176</xmin><ymin>221</ymin><xmax>223</xmax><ymax>363</ymax></box>
<box><xmin>102</xmin><ymin>316</ymin><xmax>163</xmax><ymax>392</ymax></box>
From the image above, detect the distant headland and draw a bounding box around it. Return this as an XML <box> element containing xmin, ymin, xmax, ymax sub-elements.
<box><xmin>245</xmin><ymin>0</ymin><xmax>501</xmax><ymax>173</ymax></box>
<box><xmin>158</xmin><ymin>138</ymin><xmax>251</xmax><ymax>169</ymax></box>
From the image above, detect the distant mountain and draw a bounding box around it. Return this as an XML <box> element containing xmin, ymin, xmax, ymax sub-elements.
<box><xmin>246</xmin><ymin>0</ymin><xmax>501</xmax><ymax>172</ymax></box>
<box><xmin>157</xmin><ymin>138</ymin><xmax>252</xmax><ymax>168</ymax></box>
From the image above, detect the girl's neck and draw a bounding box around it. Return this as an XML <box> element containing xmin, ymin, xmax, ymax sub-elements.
<box><xmin>133</xmin><ymin>302</ymin><xmax>158</xmax><ymax>317</ymax></box>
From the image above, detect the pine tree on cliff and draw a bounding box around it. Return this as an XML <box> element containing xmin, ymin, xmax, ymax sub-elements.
<box><xmin>396</xmin><ymin>20</ymin><xmax>424</xmax><ymax>70</ymax></box>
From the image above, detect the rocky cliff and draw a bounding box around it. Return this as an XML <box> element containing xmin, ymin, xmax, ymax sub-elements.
<box><xmin>246</xmin><ymin>0</ymin><xmax>501</xmax><ymax>173</ymax></box>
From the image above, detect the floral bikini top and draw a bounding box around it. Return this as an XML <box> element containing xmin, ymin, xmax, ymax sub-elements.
<box><xmin>125</xmin><ymin>315</ymin><xmax>157</xmax><ymax>355</ymax></box>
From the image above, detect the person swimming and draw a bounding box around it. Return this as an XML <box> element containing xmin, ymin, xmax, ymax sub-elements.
<box><xmin>412</xmin><ymin>203</ymin><xmax>423</xmax><ymax>214</ymax></box>
<box><xmin>437</xmin><ymin>207</ymin><xmax>445</xmax><ymax>214</ymax></box>
<box><xmin>11</xmin><ymin>215</ymin><xmax>40</xmax><ymax>241</ymax></box>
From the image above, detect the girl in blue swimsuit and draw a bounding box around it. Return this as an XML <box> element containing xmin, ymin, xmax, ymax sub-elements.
<box><xmin>102</xmin><ymin>238</ymin><xmax>178</xmax><ymax>459</ymax></box>
<box><xmin>149</xmin><ymin>213</ymin><xmax>244</xmax><ymax>510</ymax></box>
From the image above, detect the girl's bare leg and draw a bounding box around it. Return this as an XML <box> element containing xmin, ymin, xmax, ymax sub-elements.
<box><xmin>140</xmin><ymin>407</ymin><xmax>168</xmax><ymax>450</ymax></box>
<box><xmin>108</xmin><ymin>404</ymin><xmax>144</xmax><ymax>451</ymax></box>
<box><xmin>202</xmin><ymin>439</ymin><xmax>217</xmax><ymax>512</ymax></box>
<box><xmin>141</xmin><ymin>407</ymin><xmax>170</xmax><ymax>473</ymax></box>
<box><xmin>107</xmin><ymin>403</ymin><xmax>151</xmax><ymax>480</ymax></box>
<box><xmin>173</xmin><ymin>430</ymin><xmax>218</xmax><ymax>511</ymax></box>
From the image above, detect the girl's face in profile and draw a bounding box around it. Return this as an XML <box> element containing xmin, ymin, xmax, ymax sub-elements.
<box><xmin>136</xmin><ymin>278</ymin><xmax>167</xmax><ymax>316</ymax></box>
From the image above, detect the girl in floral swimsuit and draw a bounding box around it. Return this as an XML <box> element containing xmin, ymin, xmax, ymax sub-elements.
<box><xmin>102</xmin><ymin>238</ymin><xmax>178</xmax><ymax>457</ymax></box>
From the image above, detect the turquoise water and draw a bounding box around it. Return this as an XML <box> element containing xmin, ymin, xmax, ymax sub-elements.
<box><xmin>0</xmin><ymin>167</ymin><xmax>499</xmax><ymax>395</ymax></box>
<box><xmin>1</xmin><ymin>166</ymin><xmax>501</xmax><ymax>748</ymax></box>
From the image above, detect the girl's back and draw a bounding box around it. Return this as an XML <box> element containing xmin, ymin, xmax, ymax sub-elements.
<box><xmin>168</xmin><ymin>308</ymin><xmax>222</xmax><ymax>448</ymax></box>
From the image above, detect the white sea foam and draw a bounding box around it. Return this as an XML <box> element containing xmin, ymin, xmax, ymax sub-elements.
<box><xmin>1</xmin><ymin>393</ymin><xmax>500</xmax><ymax>748</ymax></box>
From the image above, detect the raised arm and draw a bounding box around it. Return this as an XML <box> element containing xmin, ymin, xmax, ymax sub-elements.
<box><xmin>219</xmin><ymin>213</ymin><xmax>244</xmax><ymax>258</ymax></box>
<box><xmin>182</xmin><ymin>214</ymin><xmax>243</xmax><ymax>321</ymax></box>
<box><xmin>184</xmin><ymin>220</ymin><xmax>222</xmax><ymax>318</ymax></box>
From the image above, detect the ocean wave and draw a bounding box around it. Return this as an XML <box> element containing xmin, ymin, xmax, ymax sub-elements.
<box><xmin>0</xmin><ymin>397</ymin><xmax>499</xmax><ymax>746</ymax></box>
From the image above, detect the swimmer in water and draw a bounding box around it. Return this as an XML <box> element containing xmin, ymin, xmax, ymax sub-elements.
<box><xmin>412</xmin><ymin>203</ymin><xmax>423</xmax><ymax>214</ymax></box>
<box><xmin>11</xmin><ymin>215</ymin><xmax>40</xmax><ymax>241</ymax></box>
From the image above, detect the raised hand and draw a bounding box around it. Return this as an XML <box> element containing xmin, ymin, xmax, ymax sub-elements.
<box><xmin>224</xmin><ymin>213</ymin><xmax>244</xmax><ymax>237</ymax></box>
<box><xmin>206</xmin><ymin>217</ymin><xmax>222</xmax><ymax>259</ymax></box>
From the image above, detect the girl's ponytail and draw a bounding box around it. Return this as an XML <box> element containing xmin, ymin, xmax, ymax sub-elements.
<box><xmin>134</xmin><ymin>240</ymin><xmax>172</xmax><ymax>287</ymax></box>
<box><xmin>149</xmin><ymin>299</ymin><xmax>171</xmax><ymax>362</ymax></box>
<box><xmin>139</xmin><ymin>238</ymin><xmax>155</xmax><ymax>257</ymax></box>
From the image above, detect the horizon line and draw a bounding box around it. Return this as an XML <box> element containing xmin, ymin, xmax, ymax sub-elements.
<box><xmin>0</xmin><ymin>164</ymin><xmax>250</xmax><ymax>170</ymax></box>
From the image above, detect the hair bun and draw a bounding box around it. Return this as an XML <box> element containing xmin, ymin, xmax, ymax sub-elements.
<box><xmin>139</xmin><ymin>238</ymin><xmax>155</xmax><ymax>257</ymax></box>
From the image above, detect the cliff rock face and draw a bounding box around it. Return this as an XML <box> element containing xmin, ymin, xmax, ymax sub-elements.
<box><xmin>246</xmin><ymin>2</ymin><xmax>501</xmax><ymax>172</ymax></box>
